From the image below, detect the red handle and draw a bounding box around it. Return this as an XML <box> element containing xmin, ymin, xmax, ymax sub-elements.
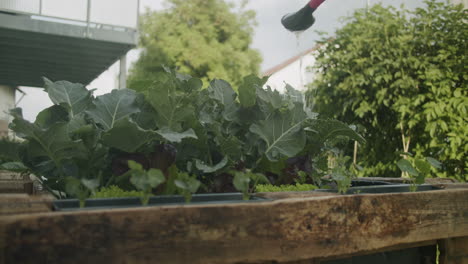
<box><xmin>308</xmin><ymin>0</ymin><xmax>326</xmax><ymax>9</ymax></box>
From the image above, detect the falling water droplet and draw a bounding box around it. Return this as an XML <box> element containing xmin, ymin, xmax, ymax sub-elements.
<box><xmin>295</xmin><ymin>32</ymin><xmax>305</xmax><ymax>91</ymax></box>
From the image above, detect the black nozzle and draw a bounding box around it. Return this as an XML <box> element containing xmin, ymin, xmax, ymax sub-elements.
<box><xmin>281</xmin><ymin>4</ymin><xmax>316</xmax><ymax>32</ymax></box>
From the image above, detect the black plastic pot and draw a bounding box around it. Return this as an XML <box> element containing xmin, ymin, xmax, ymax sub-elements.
<box><xmin>53</xmin><ymin>193</ymin><xmax>269</xmax><ymax>211</ymax></box>
<box><xmin>315</xmin><ymin>184</ymin><xmax>440</xmax><ymax>194</ymax></box>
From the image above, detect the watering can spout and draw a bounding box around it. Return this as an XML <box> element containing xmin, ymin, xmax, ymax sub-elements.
<box><xmin>281</xmin><ymin>0</ymin><xmax>326</xmax><ymax>32</ymax></box>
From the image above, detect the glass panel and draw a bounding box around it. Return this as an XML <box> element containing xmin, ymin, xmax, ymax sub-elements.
<box><xmin>89</xmin><ymin>0</ymin><xmax>138</xmax><ymax>28</ymax></box>
<box><xmin>0</xmin><ymin>0</ymin><xmax>40</xmax><ymax>14</ymax></box>
<box><xmin>41</xmin><ymin>0</ymin><xmax>87</xmax><ymax>21</ymax></box>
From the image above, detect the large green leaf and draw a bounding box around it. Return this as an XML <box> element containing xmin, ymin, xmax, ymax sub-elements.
<box><xmin>250</xmin><ymin>109</ymin><xmax>307</xmax><ymax>161</ymax></box>
<box><xmin>27</xmin><ymin>124</ymin><xmax>86</xmax><ymax>162</ymax></box>
<box><xmin>256</xmin><ymin>86</ymin><xmax>284</xmax><ymax>115</ymax></box>
<box><xmin>397</xmin><ymin>159</ymin><xmax>419</xmax><ymax>176</ymax></box>
<box><xmin>8</xmin><ymin>108</ymin><xmax>38</xmax><ymax>139</ymax></box>
<box><xmin>414</xmin><ymin>159</ymin><xmax>431</xmax><ymax>174</ymax></box>
<box><xmin>43</xmin><ymin>78</ymin><xmax>92</xmax><ymax>118</ymax></box>
<box><xmin>218</xmin><ymin>136</ymin><xmax>243</xmax><ymax>160</ymax></box>
<box><xmin>208</xmin><ymin>79</ymin><xmax>237</xmax><ymax>106</ymax></box>
<box><xmin>67</xmin><ymin>114</ymin><xmax>88</xmax><ymax>134</ymax></box>
<box><xmin>35</xmin><ymin>105</ymin><xmax>69</xmax><ymax>129</ymax></box>
<box><xmin>9</xmin><ymin>112</ymin><xmax>86</xmax><ymax>167</ymax></box>
<box><xmin>102</xmin><ymin>118</ymin><xmax>156</xmax><ymax>152</ymax></box>
<box><xmin>131</xmin><ymin>94</ymin><xmax>158</xmax><ymax>130</ymax></box>
<box><xmin>285</xmin><ymin>84</ymin><xmax>304</xmax><ymax>104</ymax></box>
<box><xmin>145</xmin><ymin>80</ymin><xmax>195</xmax><ymax>131</ymax></box>
<box><xmin>195</xmin><ymin>156</ymin><xmax>228</xmax><ymax>173</ymax></box>
<box><xmin>238</xmin><ymin>75</ymin><xmax>268</xmax><ymax>108</ymax></box>
<box><xmin>155</xmin><ymin>127</ymin><xmax>198</xmax><ymax>143</ymax></box>
<box><xmin>306</xmin><ymin>119</ymin><xmax>366</xmax><ymax>145</ymax></box>
<box><xmin>86</xmin><ymin>89</ymin><xmax>140</xmax><ymax>130</ymax></box>
<box><xmin>208</xmin><ymin>79</ymin><xmax>239</xmax><ymax>121</ymax></box>
<box><xmin>426</xmin><ymin>157</ymin><xmax>442</xmax><ymax>169</ymax></box>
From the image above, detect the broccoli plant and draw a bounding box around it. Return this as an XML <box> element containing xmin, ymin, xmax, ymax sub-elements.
<box><xmin>0</xmin><ymin>69</ymin><xmax>365</xmax><ymax>200</ymax></box>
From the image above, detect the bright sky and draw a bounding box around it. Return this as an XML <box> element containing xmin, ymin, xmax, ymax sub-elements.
<box><xmin>17</xmin><ymin>0</ymin><xmax>426</xmax><ymax>121</ymax></box>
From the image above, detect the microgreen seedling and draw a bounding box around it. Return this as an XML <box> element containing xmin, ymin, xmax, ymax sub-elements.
<box><xmin>65</xmin><ymin>177</ymin><xmax>99</xmax><ymax>208</ymax></box>
<box><xmin>233</xmin><ymin>170</ymin><xmax>269</xmax><ymax>200</ymax></box>
<box><xmin>397</xmin><ymin>155</ymin><xmax>441</xmax><ymax>191</ymax></box>
<box><xmin>128</xmin><ymin>160</ymin><xmax>165</xmax><ymax>205</ymax></box>
<box><xmin>174</xmin><ymin>172</ymin><xmax>201</xmax><ymax>203</ymax></box>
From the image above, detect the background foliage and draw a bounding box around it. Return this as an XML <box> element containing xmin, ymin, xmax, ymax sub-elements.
<box><xmin>128</xmin><ymin>0</ymin><xmax>262</xmax><ymax>90</ymax></box>
<box><xmin>307</xmin><ymin>1</ymin><xmax>467</xmax><ymax>181</ymax></box>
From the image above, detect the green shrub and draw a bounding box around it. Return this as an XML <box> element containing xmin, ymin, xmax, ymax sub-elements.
<box><xmin>308</xmin><ymin>1</ymin><xmax>467</xmax><ymax>180</ymax></box>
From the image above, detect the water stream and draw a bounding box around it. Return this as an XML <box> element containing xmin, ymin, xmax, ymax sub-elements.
<box><xmin>294</xmin><ymin>31</ymin><xmax>309</xmax><ymax>109</ymax></box>
<box><xmin>294</xmin><ymin>31</ymin><xmax>318</xmax><ymax>112</ymax></box>
<box><xmin>294</xmin><ymin>31</ymin><xmax>305</xmax><ymax>91</ymax></box>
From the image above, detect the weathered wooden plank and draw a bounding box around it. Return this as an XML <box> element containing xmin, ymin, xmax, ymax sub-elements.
<box><xmin>313</xmin><ymin>240</ymin><xmax>437</xmax><ymax>264</ymax></box>
<box><xmin>439</xmin><ymin>237</ymin><xmax>468</xmax><ymax>264</ymax></box>
<box><xmin>0</xmin><ymin>194</ymin><xmax>52</xmax><ymax>215</ymax></box>
<box><xmin>0</xmin><ymin>172</ymin><xmax>34</xmax><ymax>194</ymax></box>
<box><xmin>1</xmin><ymin>189</ymin><xmax>468</xmax><ymax>264</ymax></box>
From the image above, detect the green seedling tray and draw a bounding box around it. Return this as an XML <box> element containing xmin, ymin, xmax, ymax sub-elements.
<box><xmin>53</xmin><ymin>193</ymin><xmax>269</xmax><ymax>211</ymax></box>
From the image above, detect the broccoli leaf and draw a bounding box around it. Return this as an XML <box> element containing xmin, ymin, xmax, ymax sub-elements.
<box><xmin>305</xmin><ymin>119</ymin><xmax>366</xmax><ymax>145</ymax></box>
<box><xmin>155</xmin><ymin>127</ymin><xmax>198</xmax><ymax>143</ymax></box>
<box><xmin>102</xmin><ymin>118</ymin><xmax>156</xmax><ymax>152</ymax></box>
<box><xmin>86</xmin><ymin>89</ymin><xmax>140</xmax><ymax>130</ymax></box>
<box><xmin>43</xmin><ymin>78</ymin><xmax>93</xmax><ymax>118</ymax></box>
<box><xmin>238</xmin><ymin>75</ymin><xmax>268</xmax><ymax>108</ymax></box>
<box><xmin>250</xmin><ymin>106</ymin><xmax>307</xmax><ymax>161</ymax></box>
<box><xmin>195</xmin><ymin>156</ymin><xmax>228</xmax><ymax>173</ymax></box>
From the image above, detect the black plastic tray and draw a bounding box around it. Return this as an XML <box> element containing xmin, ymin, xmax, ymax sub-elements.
<box><xmin>53</xmin><ymin>193</ymin><xmax>269</xmax><ymax>211</ymax></box>
<box><xmin>315</xmin><ymin>184</ymin><xmax>440</xmax><ymax>194</ymax></box>
<box><xmin>351</xmin><ymin>179</ymin><xmax>395</xmax><ymax>186</ymax></box>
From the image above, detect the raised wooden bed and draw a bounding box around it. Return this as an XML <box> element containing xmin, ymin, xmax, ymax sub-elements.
<box><xmin>0</xmin><ymin>171</ymin><xmax>33</xmax><ymax>194</ymax></box>
<box><xmin>1</xmin><ymin>183</ymin><xmax>468</xmax><ymax>264</ymax></box>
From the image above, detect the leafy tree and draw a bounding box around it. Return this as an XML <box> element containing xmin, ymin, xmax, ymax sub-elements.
<box><xmin>307</xmin><ymin>1</ymin><xmax>467</xmax><ymax>180</ymax></box>
<box><xmin>128</xmin><ymin>0</ymin><xmax>262</xmax><ymax>90</ymax></box>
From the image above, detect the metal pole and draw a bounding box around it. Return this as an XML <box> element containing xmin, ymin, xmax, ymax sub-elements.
<box><xmin>0</xmin><ymin>85</ymin><xmax>15</xmax><ymax>138</ymax></box>
<box><xmin>39</xmin><ymin>0</ymin><xmax>42</xmax><ymax>15</ymax></box>
<box><xmin>137</xmin><ymin>0</ymin><xmax>141</xmax><ymax>29</ymax></box>
<box><xmin>119</xmin><ymin>54</ymin><xmax>127</xmax><ymax>89</ymax></box>
<box><xmin>86</xmin><ymin>0</ymin><xmax>91</xmax><ymax>37</ymax></box>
